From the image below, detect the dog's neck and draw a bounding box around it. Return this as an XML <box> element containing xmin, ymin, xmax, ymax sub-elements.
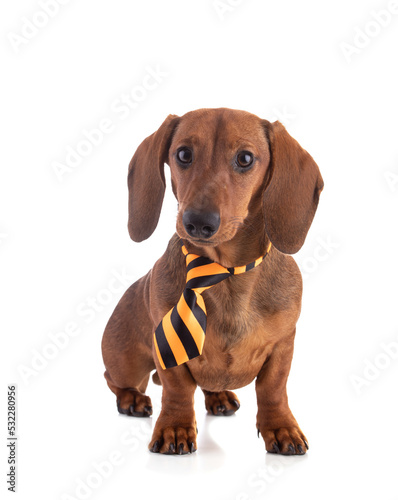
<box><xmin>183</xmin><ymin>206</ymin><xmax>271</xmax><ymax>269</ymax></box>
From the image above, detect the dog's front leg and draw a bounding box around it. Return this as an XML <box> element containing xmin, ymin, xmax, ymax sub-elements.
<box><xmin>256</xmin><ymin>331</ymin><xmax>308</xmax><ymax>455</ymax></box>
<box><xmin>149</xmin><ymin>362</ymin><xmax>197</xmax><ymax>455</ymax></box>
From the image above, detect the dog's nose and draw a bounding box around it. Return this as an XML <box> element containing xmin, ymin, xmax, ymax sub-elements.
<box><xmin>182</xmin><ymin>210</ymin><xmax>220</xmax><ymax>239</ymax></box>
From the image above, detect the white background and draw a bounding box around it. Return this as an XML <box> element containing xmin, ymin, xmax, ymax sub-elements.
<box><xmin>1</xmin><ymin>0</ymin><xmax>398</xmax><ymax>499</ymax></box>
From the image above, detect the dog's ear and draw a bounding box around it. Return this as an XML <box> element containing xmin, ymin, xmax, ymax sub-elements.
<box><xmin>127</xmin><ymin>114</ymin><xmax>180</xmax><ymax>242</ymax></box>
<box><xmin>262</xmin><ymin>121</ymin><xmax>324</xmax><ymax>254</ymax></box>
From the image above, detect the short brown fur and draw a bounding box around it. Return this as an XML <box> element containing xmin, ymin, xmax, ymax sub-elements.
<box><xmin>102</xmin><ymin>108</ymin><xmax>323</xmax><ymax>455</ymax></box>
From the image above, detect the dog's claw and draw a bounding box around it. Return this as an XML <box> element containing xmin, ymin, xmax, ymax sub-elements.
<box><xmin>272</xmin><ymin>442</ymin><xmax>280</xmax><ymax>454</ymax></box>
<box><xmin>257</xmin><ymin>428</ymin><xmax>260</xmax><ymax>438</ymax></box>
<box><xmin>144</xmin><ymin>405</ymin><xmax>153</xmax><ymax>416</ymax></box>
<box><xmin>297</xmin><ymin>444</ymin><xmax>304</xmax><ymax>454</ymax></box>
<box><xmin>178</xmin><ymin>443</ymin><xmax>185</xmax><ymax>455</ymax></box>
<box><xmin>126</xmin><ymin>404</ymin><xmax>152</xmax><ymax>418</ymax></box>
<box><xmin>117</xmin><ymin>405</ymin><xmax>129</xmax><ymax>415</ymax></box>
<box><xmin>189</xmin><ymin>442</ymin><xmax>196</xmax><ymax>453</ymax></box>
<box><xmin>304</xmin><ymin>440</ymin><xmax>309</xmax><ymax>450</ymax></box>
<box><xmin>169</xmin><ymin>443</ymin><xmax>175</xmax><ymax>453</ymax></box>
<box><xmin>287</xmin><ymin>444</ymin><xmax>295</xmax><ymax>454</ymax></box>
<box><xmin>232</xmin><ymin>399</ymin><xmax>240</xmax><ymax>409</ymax></box>
<box><xmin>151</xmin><ymin>441</ymin><xmax>160</xmax><ymax>453</ymax></box>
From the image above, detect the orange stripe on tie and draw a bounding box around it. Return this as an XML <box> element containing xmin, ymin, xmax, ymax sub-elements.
<box><xmin>196</xmin><ymin>293</ymin><xmax>206</xmax><ymax>313</ymax></box>
<box><xmin>254</xmin><ymin>256</ymin><xmax>264</xmax><ymax>267</ymax></box>
<box><xmin>186</xmin><ymin>262</ymin><xmax>229</xmax><ymax>282</ymax></box>
<box><xmin>176</xmin><ymin>294</ymin><xmax>206</xmax><ymax>352</ymax></box>
<box><xmin>153</xmin><ymin>334</ymin><xmax>166</xmax><ymax>370</ymax></box>
<box><xmin>192</xmin><ymin>286</ymin><xmax>209</xmax><ymax>295</ymax></box>
<box><xmin>233</xmin><ymin>264</ymin><xmax>247</xmax><ymax>275</ymax></box>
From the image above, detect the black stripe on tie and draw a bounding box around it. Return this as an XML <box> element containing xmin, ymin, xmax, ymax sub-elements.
<box><xmin>155</xmin><ymin>322</ymin><xmax>177</xmax><ymax>368</ymax></box>
<box><xmin>245</xmin><ymin>261</ymin><xmax>256</xmax><ymax>272</ymax></box>
<box><xmin>186</xmin><ymin>273</ymin><xmax>231</xmax><ymax>290</ymax></box>
<box><xmin>186</xmin><ymin>256</ymin><xmax>214</xmax><ymax>273</ymax></box>
<box><xmin>183</xmin><ymin>288</ymin><xmax>207</xmax><ymax>331</ymax></box>
<box><xmin>170</xmin><ymin>306</ymin><xmax>201</xmax><ymax>359</ymax></box>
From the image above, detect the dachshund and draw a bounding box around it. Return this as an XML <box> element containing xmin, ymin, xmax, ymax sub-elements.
<box><xmin>101</xmin><ymin>108</ymin><xmax>323</xmax><ymax>456</ymax></box>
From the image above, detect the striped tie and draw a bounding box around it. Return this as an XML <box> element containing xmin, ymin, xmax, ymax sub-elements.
<box><xmin>153</xmin><ymin>242</ymin><xmax>272</xmax><ymax>369</ymax></box>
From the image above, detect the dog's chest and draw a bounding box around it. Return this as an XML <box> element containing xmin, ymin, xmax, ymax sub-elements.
<box><xmin>187</xmin><ymin>322</ymin><xmax>272</xmax><ymax>391</ymax></box>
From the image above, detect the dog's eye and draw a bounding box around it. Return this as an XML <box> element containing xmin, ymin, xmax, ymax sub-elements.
<box><xmin>236</xmin><ymin>151</ymin><xmax>254</xmax><ymax>170</ymax></box>
<box><xmin>176</xmin><ymin>147</ymin><xmax>193</xmax><ymax>166</ymax></box>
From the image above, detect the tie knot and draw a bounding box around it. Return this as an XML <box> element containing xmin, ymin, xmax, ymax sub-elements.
<box><xmin>184</xmin><ymin>251</ymin><xmax>231</xmax><ymax>293</ymax></box>
<box><xmin>181</xmin><ymin>242</ymin><xmax>272</xmax><ymax>294</ymax></box>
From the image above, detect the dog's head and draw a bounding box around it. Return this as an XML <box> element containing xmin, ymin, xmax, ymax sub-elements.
<box><xmin>127</xmin><ymin>108</ymin><xmax>323</xmax><ymax>254</ymax></box>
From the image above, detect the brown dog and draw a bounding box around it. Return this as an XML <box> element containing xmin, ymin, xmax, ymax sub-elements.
<box><xmin>101</xmin><ymin>108</ymin><xmax>323</xmax><ymax>456</ymax></box>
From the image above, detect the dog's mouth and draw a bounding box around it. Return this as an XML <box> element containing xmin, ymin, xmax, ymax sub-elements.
<box><xmin>181</xmin><ymin>235</ymin><xmax>219</xmax><ymax>247</ymax></box>
<box><xmin>177</xmin><ymin>214</ymin><xmax>244</xmax><ymax>249</ymax></box>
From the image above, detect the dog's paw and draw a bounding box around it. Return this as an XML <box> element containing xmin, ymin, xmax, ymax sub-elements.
<box><xmin>117</xmin><ymin>389</ymin><xmax>152</xmax><ymax>417</ymax></box>
<box><xmin>258</xmin><ymin>426</ymin><xmax>308</xmax><ymax>455</ymax></box>
<box><xmin>204</xmin><ymin>390</ymin><xmax>240</xmax><ymax>416</ymax></box>
<box><xmin>149</xmin><ymin>417</ymin><xmax>197</xmax><ymax>455</ymax></box>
